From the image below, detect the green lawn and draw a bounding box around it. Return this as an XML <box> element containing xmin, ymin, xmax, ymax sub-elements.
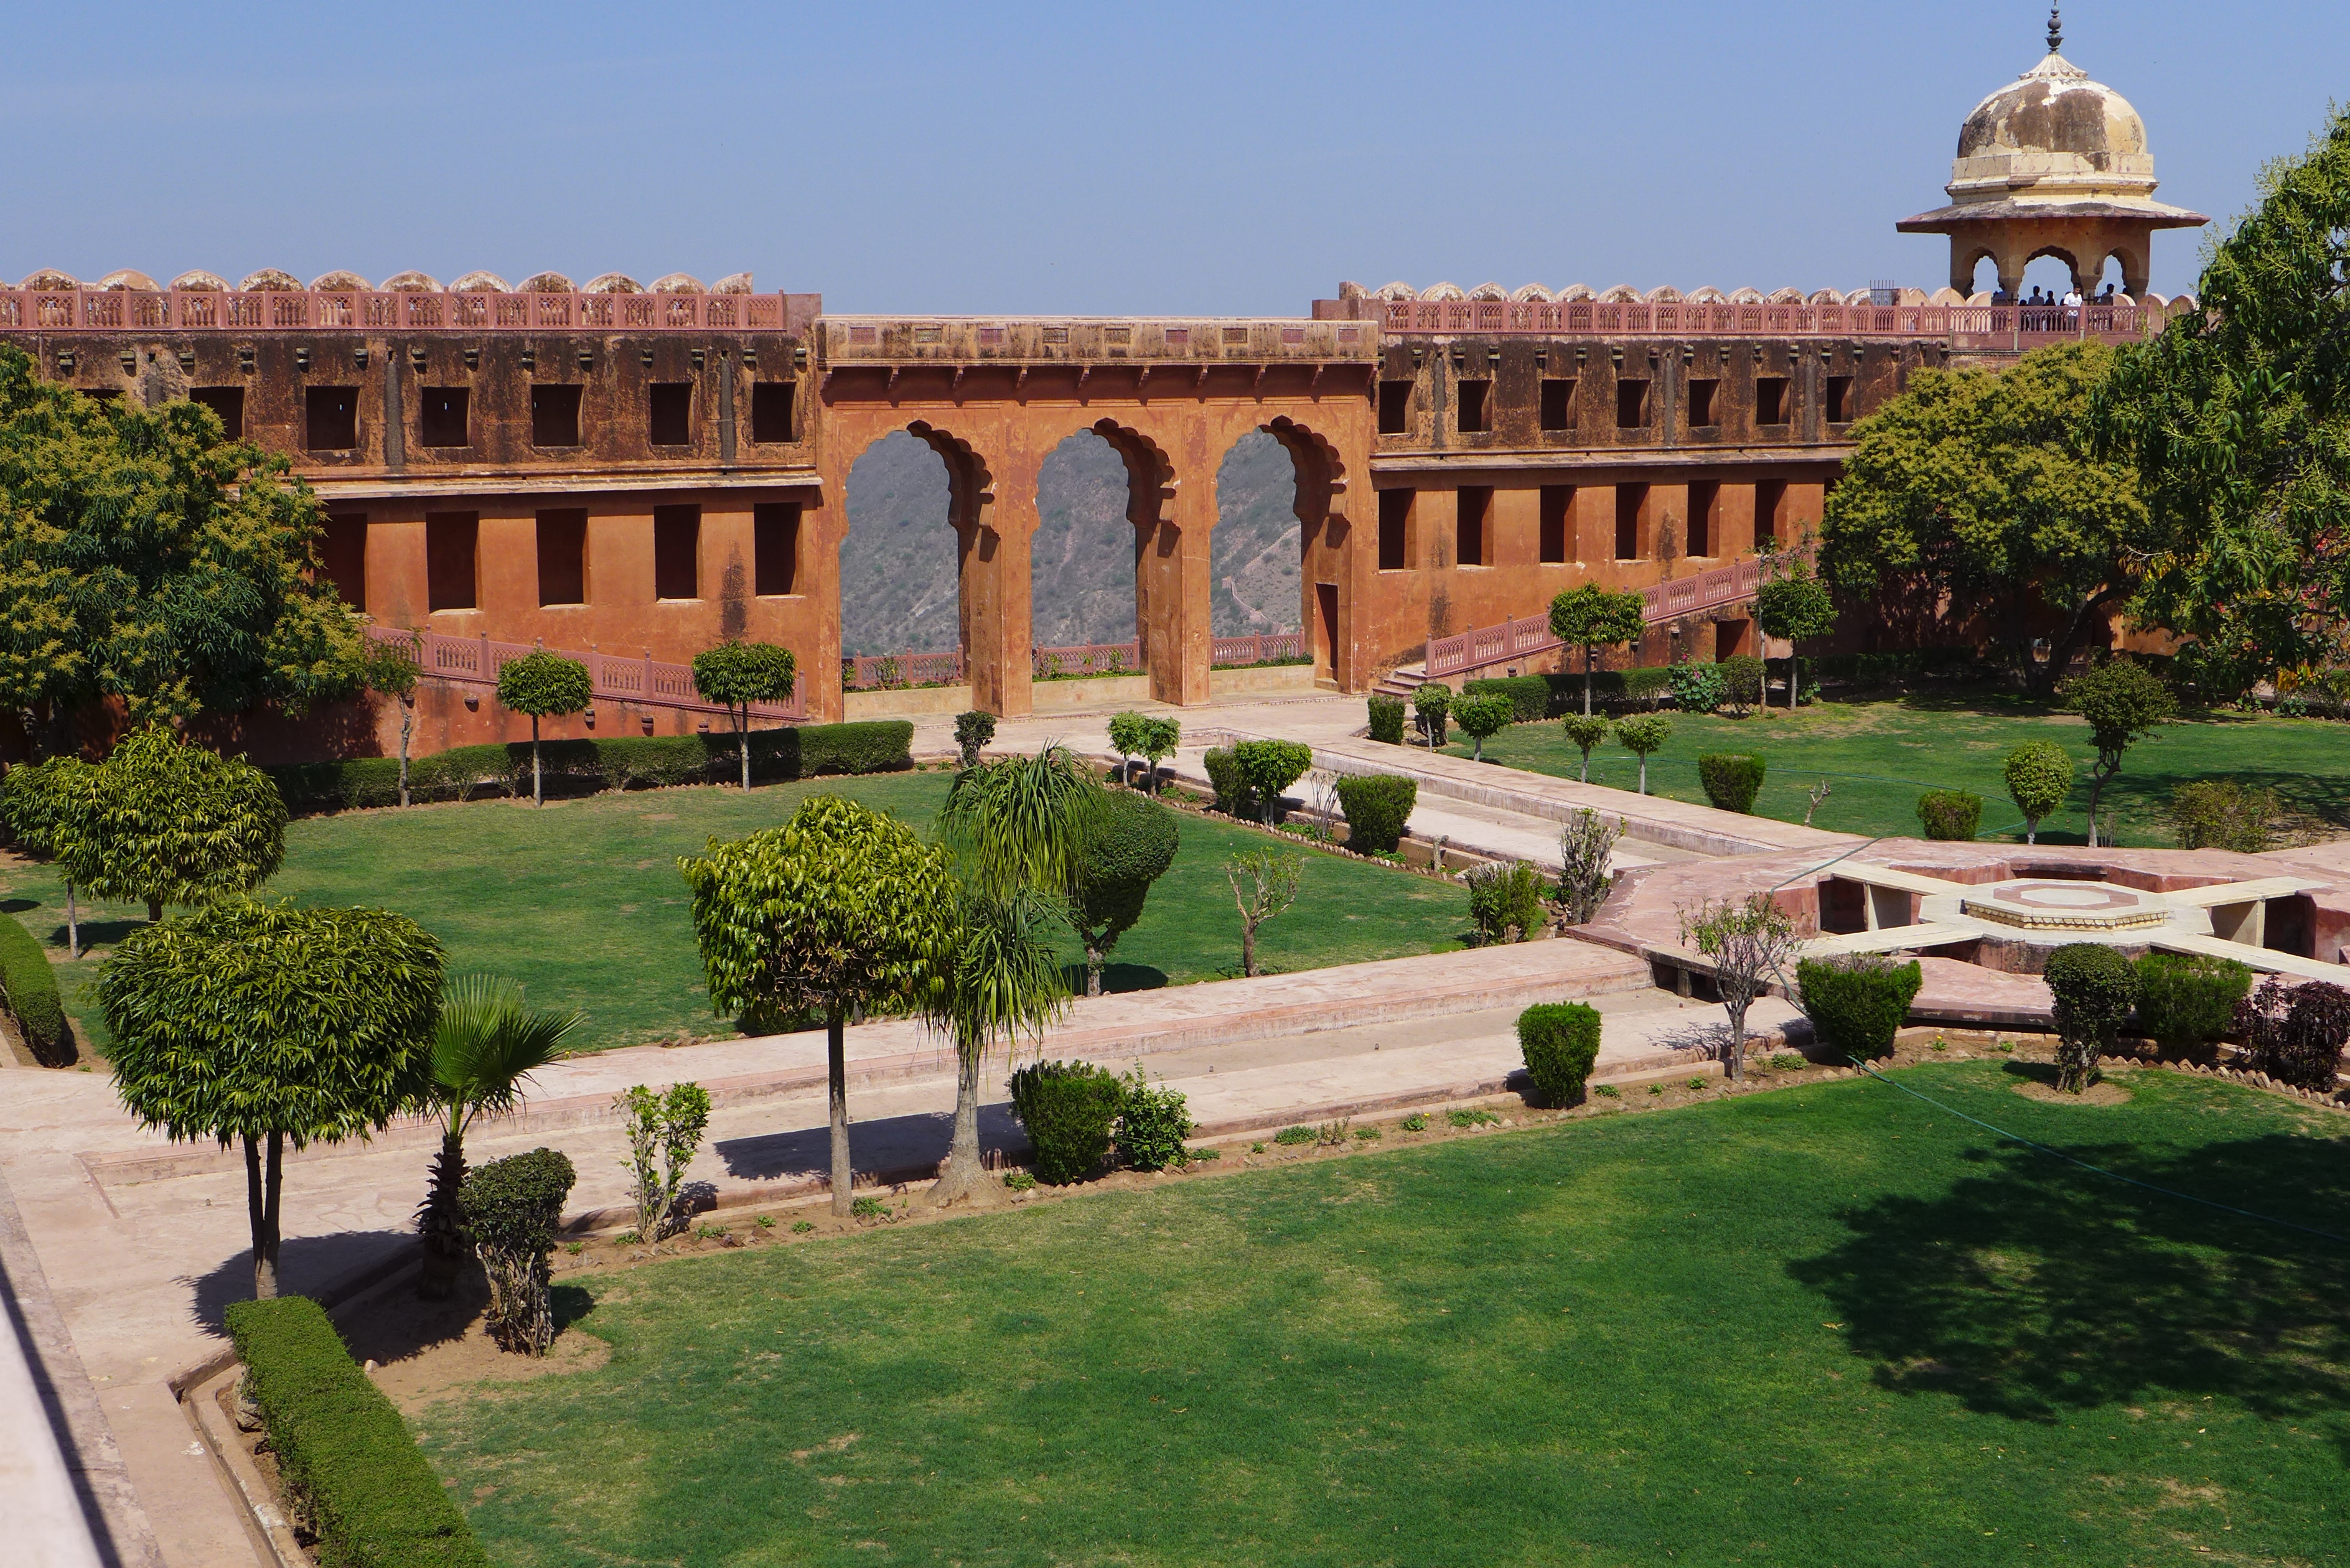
<box><xmin>4</xmin><ymin>773</ymin><xmax>1466</xmax><ymax>1057</ymax></box>
<box><xmin>1447</xmin><ymin>692</ymin><xmax>2350</xmax><ymax>845</ymax></box>
<box><xmin>421</xmin><ymin>1061</ymin><xmax>2350</xmax><ymax>1566</ymax></box>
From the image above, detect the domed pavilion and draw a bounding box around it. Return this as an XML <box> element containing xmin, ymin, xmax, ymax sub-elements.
<box><xmin>1898</xmin><ymin>7</ymin><xmax>2204</xmax><ymax>297</ymax></box>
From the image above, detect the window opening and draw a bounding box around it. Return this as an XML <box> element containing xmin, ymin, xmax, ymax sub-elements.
<box><xmin>754</xmin><ymin>503</ymin><xmax>801</xmax><ymax>595</ymax></box>
<box><xmin>1688</xmin><ymin>482</ymin><xmax>1718</xmax><ymax>558</ymax></box>
<box><xmin>419</xmin><ymin>387</ymin><xmax>470</xmax><ymax>448</ymax></box>
<box><xmin>653</xmin><ymin>505</ymin><xmax>701</xmax><ymax>599</ymax></box>
<box><xmin>751</xmin><ymin>383</ymin><xmax>796</xmax><ymax>444</ymax></box>
<box><xmin>1540</xmin><ymin>378</ymin><xmax>1576</xmax><ymax>431</ymax></box>
<box><xmin>1756</xmin><ymin>479</ymin><xmax>1787</xmax><ymax>546</ymax></box>
<box><xmin>426</xmin><ymin>512</ymin><xmax>478</xmax><ymax>611</ymax></box>
<box><xmin>1826</xmin><ymin>375</ymin><xmax>1853</xmax><ymax>423</ymax></box>
<box><xmin>1378</xmin><ymin>490</ymin><xmax>1413</xmax><ymax>572</ymax></box>
<box><xmin>536</xmin><ymin>510</ymin><xmax>588</xmax><ymax>605</ymax></box>
<box><xmin>1539</xmin><ymin>486</ymin><xmax>1573</xmax><ymax>563</ymax></box>
<box><xmin>1756</xmin><ymin>376</ymin><xmax>1789</xmax><ymax>426</ymax></box>
<box><xmin>320</xmin><ymin>515</ymin><xmax>367</xmax><ymax>609</ymax></box>
<box><xmin>1456</xmin><ymin>380</ymin><xmax>1491</xmax><ymax>434</ymax></box>
<box><xmin>1616</xmin><ymin>379</ymin><xmax>1649</xmax><ymax>429</ymax></box>
<box><xmin>1615</xmin><ymin>484</ymin><xmax>1647</xmax><ymax>560</ymax></box>
<box><xmin>1686</xmin><ymin>378</ymin><xmax>1718</xmax><ymax>427</ymax></box>
<box><xmin>648</xmin><ymin>383</ymin><xmax>692</xmax><ymax>446</ymax></box>
<box><xmin>190</xmin><ymin>386</ymin><xmax>245</xmax><ymax>439</ymax></box>
<box><xmin>530</xmin><ymin>385</ymin><xmax>582</xmax><ymax>447</ymax></box>
<box><xmin>306</xmin><ymin>386</ymin><xmax>358</xmax><ymax>450</ymax></box>
<box><xmin>1378</xmin><ymin>380</ymin><xmax>1413</xmax><ymax>435</ymax></box>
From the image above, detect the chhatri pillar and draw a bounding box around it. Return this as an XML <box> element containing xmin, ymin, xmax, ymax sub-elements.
<box><xmin>1896</xmin><ymin>7</ymin><xmax>2204</xmax><ymax>297</ymax></box>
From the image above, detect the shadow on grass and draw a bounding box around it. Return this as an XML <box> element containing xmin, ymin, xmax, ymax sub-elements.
<box><xmin>27</xmin><ymin>918</ymin><xmax>142</xmax><ymax>952</ymax></box>
<box><xmin>715</xmin><ymin>1102</ymin><xmax>1027</xmax><ymax>1182</ymax></box>
<box><xmin>1790</xmin><ymin>1132</ymin><xmax>2350</xmax><ymax>1450</ymax></box>
<box><xmin>1057</xmin><ymin>962</ymin><xmax>1169</xmax><ymax>994</ymax></box>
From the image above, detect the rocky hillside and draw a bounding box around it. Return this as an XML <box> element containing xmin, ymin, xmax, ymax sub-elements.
<box><xmin>840</xmin><ymin>431</ymin><xmax>1303</xmax><ymax>656</ymax></box>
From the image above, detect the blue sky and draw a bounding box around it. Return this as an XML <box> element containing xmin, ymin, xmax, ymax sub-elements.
<box><xmin>1</xmin><ymin>1</ymin><xmax>2334</xmax><ymax>312</ymax></box>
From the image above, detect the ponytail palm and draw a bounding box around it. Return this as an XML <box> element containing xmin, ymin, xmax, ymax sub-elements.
<box><xmin>415</xmin><ymin>974</ymin><xmax>579</xmax><ymax>1297</ymax></box>
<box><xmin>925</xmin><ymin>885</ymin><xmax>1069</xmax><ymax>1205</ymax></box>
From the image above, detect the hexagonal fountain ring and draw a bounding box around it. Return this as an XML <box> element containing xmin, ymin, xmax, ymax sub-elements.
<box><xmin>1959</xmin><ymin>880</ymin><xmax>2172</xmax><ymax>933</ymax></box>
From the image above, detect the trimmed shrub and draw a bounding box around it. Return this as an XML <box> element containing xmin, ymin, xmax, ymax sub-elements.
<box><xmin>2236</xmin><ymin>976</ymin><xmax>2350</xmax><ymax>1091</ymax></box>
<box><xmin>2044</xmin><ymin>943</ymin><xmax>2137</xmax><ymax>1091</ymax></box>
<box><xmin>1366</xmin><ymin>694</ymin><xmax>1406</xmax><ymax>744</ymax></box>
<box><xmin>1451</xmin><ymin>693</ymin><xmax>1515</xmax><ymax>760</ymax></box>
<box><xmin>1202</xmin><ymin>747</ymin><xmax>1255</xmax><ymax>818</ymax></box>
<box><xmin>0</xmin><ymin>910</ymin><xmax>67</xmax><ymax>1064</ymax></box>
<box><xmin>954</xmin><ymin>710</ymin><xmax>997</xmax><ymax>769</ymax></box>
<box><xmin>1463</xmin><ymin>675</ymin><xmax>1549</xmax><ymax>723</ymax></box>
<box><xmin>1232</xmin><ymin>739</ymin><xmax>1313</xmax><ymax>818</ymax></box>
<box><xmin>1412</xmin><ymin>683</ymin><xmax>1451</xmax><ymax>747</ymax></box>
<box><xmin>1466</xmin><ymin>860</ymin><xmax>1547</xmax><ymax>946</ymax></box>
<box><xmin>1717</xmin><ymin>655</ymin><xmax>1765</xmax><ymax>716</ymax></box>
<box><xmin>458</xmin><ymin>1147</ymin><xmax>577</xmax><ymax>1356</ymax></box>
<box><xmin>1697</xmin><ymin>753</ymin><xmax>1766</xmax><ymax>813</ymax></box>
<box><xmin>2169</xmin><ymin>779</ymin><xmax>2279</xmax><ymax>854</ymax></box>
<box><xmin>223</xmin><ymin>1295</ymin><xmax>492</xmax><ymax>1567</ymax></box>
<box><xmin>2132</xmin><ymin>952</ymin><xmax>2252</xmax><ymax>1050</ymax></box>
<box><xmin>1114</xmin><ymin>1066</ymin><xmax>1192</xmax><ymax>1172</ymax></box>
<box><xmin>1795</xmin><ymin>954</ymin><xmax>1922</xmax><ymax>1061</ymax></box>
<box><xmin>1008</xmin><ymin>1059</ymin><xmax>1127</xmax><ymax>1184</ymax></box>
<box><xmin>1517</xmin><ymin>1001</ymin><xmax>1603</xmax><ymax>1107</ymax></box>
<box><xmin>1335</xmin><ymin>773</ymin><xmax>1416</xmax><ymax>854</ymax></box>
<box><xmin>2004</xmin><ymin>740</ymin><xmax>2075</xmax><ymax>845</ymax></box>
<box><xmin>1916</xmin><ymin>790</ymin><xmax>1983</xmax><ymax>841</ymax></box>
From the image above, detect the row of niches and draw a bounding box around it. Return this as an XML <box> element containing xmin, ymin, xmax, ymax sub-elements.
<box><xmin>159</xmin><ymin>381</ymin><xmax>796</xmax><ymax>452</ymax></box>
<box><xmin>10</xmin><ymin>268</ymin><xmax>758</xmax><ymax>296</ymax></box>
<box><xmin>1342</xmin><ymin>280</ymin><xmax>2201</xmax><ymax>310</ymax></box>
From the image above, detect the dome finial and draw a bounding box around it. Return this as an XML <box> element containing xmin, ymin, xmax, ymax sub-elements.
<box><xmin>2046</xmin><ymin>4</ymin><xmax>2062</xmax><ymax>52</ymax></box>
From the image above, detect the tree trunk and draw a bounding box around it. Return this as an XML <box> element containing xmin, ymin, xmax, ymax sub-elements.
<box><xmin>1241</xmin><ymin>920</ymin><xmax>1260</xmax><ymax>978</ymax></box>
<box><xmin>925</xmin><ymin>1045</ymin><xmax>988</xmax><ymax>1206</ymax></box>
<box><xmin>531</xmin><ymin>716</ymin><xmax>543</xmax><ymax>806</ymax></box>
<box><xmin>1723</xmin><ymin>1000</ymin><xmax>1749</xmax><ymax>1083</ymax></box>
<box><xmin>147</xmin><ymin>899</ymin><xmax>162</xmax><ymax>923</ymax></box>
<box><xmin>63</xmin><ymin>881</ymin><xmax>78</xmax><ymax>961</ymax></box>
<box><xmin>417</xmin><ymin>1124</ymin><xmax>467</xmax><ymax>1299</ymax></box>
<box><xmin>738</xmin><ymin>707</ymin><xmax>752</xmax><ymax>791</ymax></box>
<box><xmin>2085</xmin><ymin>765</ymin><xmax>2112</xmax><ymax>848</ymax></box>
<box><xmin>1085</xmin><ymin>938</ymin><xmax>1105</xmax><ymax>997</ymax></box>
<box><xmin>1638</xmin><ymin>755</ymin><xmax>1648</xmax><ymax>795</ymax></box>
<box><xmin>1584</xmin><ymin>645</ymin><xmax>1594</xmax><ymax>716</ymax></box>
<box><xmin>828</xmin><ymin>1011</ymin><xmax>853</xmax><ymax>1216</ymax></box>
<box><xmin>245</xmin><ymin>1132</ymin><xmax>284</xmax><ymax>1300</ymax></box>
<box><xmin>399</xmin><ymin>698</ymin><xmax>413</xmax><ymax>807</ymax></box>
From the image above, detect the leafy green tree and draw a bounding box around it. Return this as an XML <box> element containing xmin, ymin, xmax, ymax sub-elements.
<box><xmin>617</xmin><ymin>1082</ymin><xmax>712</xmax><ymax>1240</ymax></box>
<box><xmin>1560</xmin><ymin>714</ymin><xmax>1609</xmax><ymax>783</ymax></box>
<box><xmin>1107</xmin><ymin>711</ymin><xmax>1149</xmax><ymax>787</ymax></box>
<box><xmin>2097</xmin><ymin>109</ymin><xmax>2350</xmax><ymax>694</ymax></box>
<box><xmin>362</xmin><ymin>634</ymin><xmax>423</xmax><ymax>808</ymax></box>
<box><xmin>924</xmin><ymin>884</ymin><xmax>1068</xmax><ymax>1205</ymax></box>
<box><xmin>1411</xmin><ymin>683</ymin><xmax>1451</xmax><ymax>747</ymax></box>
<box><xmin>691</xmin><ymin>641</ymin><xmax>798</xmax><ymax>790</ymax></box>
<box><xmin>2067</xmin><ymin>660</ymin><xmax>2175</xmax><ymax>847</ymax></box>
<box><xmin>1</xmin><ymin>754</ymin><xmax>97</xmax><ymax>958</ymax></box>
<box><xmin>952</xmin><ymin>709</ymin><xmax>996</xmax><ymax>771</ymax></box>
<box><xmin>1751</xmin><ymin>569</ymin><xmax>1836</xmax><ymax>711</ymax></box>
<box><xmin>1136</xmin><ymin>715</ymin><xmax>1181</xmax><ymax>794</ymax></box>
<box><xmin>679</xmin><ymin>796</ymin><xmax>957</xmax><ymax>1215</ymax></box>
<box><xmin>495</xmin><ymin>651</ymin><xmax>593</xmax><ymax>806</ymax></box>
<box><xmin>2003</xmin><ymin>740</ymin><xmax>2076</xmax><ymax>846</ymax></box>
<box><xmin>1821</xmin><ymin>342</ymin><xmax>2153</xmax><ymax>695</ymax></box>
<box><xmin>68</xmin><ymin>726</ymin><xmax>285</xmax><ymax>922</ymax></box>
<box><xmin>1548</xmin><ymin>583</ymin><xmax>1649</xmax><ymax>716</ymax></box>
<box><xmin>1224</xmin><ymin>848</ymin><xmax>1302</xmax><ymax>978</ymax></box>
<box><xmin>1677</xmin><ymin>894</ymin><xmax>1800</xmax><ymax>1083</ymax></box>
<box><xmin>1232</xmin><ymin>739</ymin><xmax>1313</xmax><ymax>821</ymax></box>
<box><xmin>1071</xmin><ymin>790</ymin><xmax>1180</xmax><ymax>996</ymax></box>
<box><xmin>1452</xmin><ymin>693</ymin><xmax>1513</xmax><ymax>762</ymax></box>
<box><xmin>98</xmin><ymin>900</ymin><xmax>444</xmax><ymax>1298</ymax></box>
<box><xmin>1612</xmin><ymin>714</ymin><xmax>1671</xmax><ymax>795</ymax></box>
<box><xmin>413</xmin><ymin>975</ymin><xmax>579</xmax><ymax>1299</ymax></box>
<box><xmin>0</xmin><ymin>346</ymin><xmax>367</xmax><ymax>749</ymax></box>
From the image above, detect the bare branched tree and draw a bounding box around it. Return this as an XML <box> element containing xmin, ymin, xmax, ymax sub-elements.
<box><xmin>1678</xmin><ymin>894</ymin><xmax>1802</xmax><ymax>1082</ymax></box>
<box><xmin>1553</xmin><ymin>808</ymin><xmax>1621</xmax><ymax>928</ymax></box>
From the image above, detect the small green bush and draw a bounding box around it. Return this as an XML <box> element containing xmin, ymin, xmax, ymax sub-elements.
<box><xmin>1668</xmin><ymin>661</ymin><xmax>1726</xmax><ymax>714</ymax></box>
<box><xmin>1115</xmin><ymin>1066</ymin><xmax>1192</xmax><ymax>1172</ymax></box>
<box><xmin>1398</xmin><ymin>1111</ymin><xmax>1428</xmax><ymax>1132</ymax></box>
<box><xmin>1462</xmin><ymin>675</ymin><xmax>1550</xmax><ymax>723</ymax></box>
<box><xmin>1202</xmin><ymin>747</ymin><xmax>1254</xmax><ymax>817</ymax></box>
<box><xmin>0</xmin><ymin>910</ymin><xmax>68</xmax><ymax>1064</ymax></box>
<box><xmin>1335</xmin><ymin>773</ymin><xmax>1417</xmax><ymax>854</ymax></box>
<box><xmin>1412</xmin><ymin>683</ymin><xmax>1451</xmax><ymax>746</ymax></box>
<box><xmin>954</xmin><ymin>710</ymin><xmax>997</xmax><ymax>769</ymax></box>
<box><xmin>1795</xmin><ymin>954</ymin><xmax>1922</xmax><ymax>1061</ymax></box>
<box><xmin>2132</xmin><ymin>953</ymin><xmax>2252</xmax><ymax>1048</ymax></box>
<box><xmin>1447</xmin><ymin>1108</ymin><xmax>1497</xmax><ymax>1127</ymax></box>
<box><xmin>1717</xmin><ymin>655</ymin><xmax>1765</xmax><ymax>716</ymax></box>
<box><xmin>459</xmin><ymin>1147</ymin><xmax>578</xmax><ymax>1356</ymax></box>
<box><xmin>1008</xmin><ymin>1060</ymin><xmax>1126</xmax><ymax>1184</ymax></box>
<box><xmin>1366</xmin><ymin>695</ymin><xmax>1406</xmax><ymax>744</ymax></box>
<box><xmin>1451</xmin><ymin>693</ymin><xmax>1515</xmax><ymax>760</ymax></box>
<box><xmin>1232</xmin><ymin>739</ymin><xmax>1313</xmax><ymax>817</ymax></box>
<box><xmin>1697</xmin><ymin>753</ymin><xmax>1766</xmax><ymax>813</ymax></box>
<box><xmin>224</xmin><ymin>1296</ymin><xmax>492</xmax><ymax>1567</ymax></box>
<box><xmin>2044</xmin><ymin>943</ymin><xmax>2138</xmax><ymax>1090</ymax></box>
<box><xmin>1272</xmin><ymin>1124</ymin><xmax>1317</xmax><ymax>1146</ymax></box>
<box><xmin>2168</xmin><ymin>780</ymin><xmax>2279</xmax><ymax>853</ymax></box>
<box><xmin>1466</xmin><ymin>860</ymin><xmax>1547</xmax><ymax>945</ymax></box>
<box><xmin>1916</xmin><ymin>790</ymin><xmax>1983</xmax><ymax>841</ymax></box>
<box><xmin>1517</xmin><ymin>1002</ymin><xmax>1603</xmax><ymax>1107</ymax></box>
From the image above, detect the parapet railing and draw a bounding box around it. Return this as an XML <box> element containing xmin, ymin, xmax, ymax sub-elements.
<box><xmin>1379</xmin><ymin>298</ymin><xmax>2165</xmax><ymax>340</ymax></box>
<box><xmin>842</xmin><ymin>632</ymin><xmax>1307</xmax><ymax>691</ymax></box>
<box><xmin>1424</xmin><ymin>558</ymin><xmax>1764</xmax><ymax>679</ymax></box>
<box><xmin>368</xmin><ymin>626</ymin><xmax>807</xmax><ymax>720</ymax></box>
<box><xmin>0</xmin><ymin>289</ymin><xmax>818</xmax><ymax>335</ymax></box>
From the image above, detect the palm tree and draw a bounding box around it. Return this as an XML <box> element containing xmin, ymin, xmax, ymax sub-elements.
<box><xmin>415</xmin><ymin>975</ymin><xmax>580</xmax><ymax>1297</ymax></box>
<box><xmin>940</xmin><ymin>744</ymin><xmax>1096</xmax><ymax>899</ymax></box>
<box><xmin>925</xmin><ymin>884</ymin><xmax>1069</xmax><ymax>1205</ymax></box>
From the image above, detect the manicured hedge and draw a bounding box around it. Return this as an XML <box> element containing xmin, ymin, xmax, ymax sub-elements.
<box><xmin>1335</xmin><ymin>773</ymin><xmax>1417</xmax><ymax>853</ymax></box>
<box><xmin>1795</xmin><ymin>954</ymin><xmax>1921</xmax><ymax>1061</ymax></box>
<box><xmin>1698</xmin><ymin>753</ymin><xmax>1766</xmax><ymax>813</ymax></box>
<box><xmin>1462</xmin><ymin>675</ymin><xmax>1550</xmax><ymax>724</ymax></box>
<box><xmin>1517</xmin><ymin>1002</ymin><xmax>1603</xmax><ymax>1106</ymax></box>
<box><xmin>1916</xmin><ymin>790</ymin><xmax>1983</xmax><ymax>841</ymax></box>
<box><xmin>2133</xmin><ymin>952</ymin><xmax>2251</xmax><ymax>1049</ymax></box>
<box><xmin>223</xmin><ymin>1295</ymin><xmax>491</xmax><ymax>1568</ymax></box>
<box><xmin>0</xmin><ymin>910</ymin><xmax>67</xmax><ymax>1065</ymax></box>
<box><xmin>1366</xmin><ymin>695</ymin><xmax>1406</xmax><ymax>745</ymax></box>
<box><xmin>1523</xmin><ymin>668</ymin><xmax>1675</xmax><ymax>716</ymax></box>
<box><xmin>266</xmin><ymin>722</ymin><xmax>914</xmax><ymax>813</ymax></box>
<box><xmin>1008</xmin><ymin>1060</ymin><xmax>1127</xmax><ymax>1184</ymax></box>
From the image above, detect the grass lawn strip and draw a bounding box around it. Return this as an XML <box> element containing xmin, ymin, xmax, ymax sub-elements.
<box><xmin>1446</xmin><ymin>693</ymin><xmax>2350</xmax><ymax>847</ymax></box>
<box><xmin>419</xmin><ymin>1058</ymin><xmax>2350</xmax><ymax>1567</ymax></box>
<box><xmin>2</xmin><ymin>772</ymin><xmax>1467</xmax><ymax>1057</ymax></box>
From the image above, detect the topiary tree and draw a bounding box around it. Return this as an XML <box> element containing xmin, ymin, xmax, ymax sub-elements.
<box><xmin>1335</xmin><ymin>773</ymin><xmax>1416</xmax><ymax>854</ymax></box>
<box><xmin>362</xmin><ymin>632</ymin><xmax>423</xmax><ymax>807</ymax></box>
<box><xmin>2235</xmin><ymin>976</ymin><xmax>2350</xmax><ymax>1091</ymax></box>
<box><xmin>1367</xmin><ymin>694</ymin><xmax>1406</xmax><ymax>745</ymax></box>
<box><xmin>1612</xmin><ymin>714</ymin><xmax>1671</xmax><ymax>795</ymax></box>
<box><xmin>1232</xmin><ymin>739</ymin><xmax>1313</xmax><ymax>823</ymax></box>
<box><xmin>69</xmin><ymin>726</ymin><xmax>286</xmax><ymax>922</ymax></box>
<box><xmin>1548</xmin><ymin>582</ymin><xmax>1649</xmax><ymax>716</ymax></box>
<box><xmin>2067</xmin><ymin>659</ymin><xmax>2174</xmax><ymax>847</ymax></box>
<box><xmin>1070</xmin><ymin>790</ymin><xmax>1179</xmax><ymax>997</ymax></box>
<box><xmin>953</xmin><ymin>709</ymin><xmax>997</xmax><ymax>771</ymax></box>
<box><xmin>1107</xmin><ymin>711</ymin><xmax>1148</xmax><ymax>786</ymax></box>
<box><xmin>1450</xmin><ymin>693</ymin><xmax>1512</xmax><ymax>762</ymax></box>
<box><xmin>495</xmin><ymin>650</ymin><xmax>593</xmax><ymax>806</ymax></box>
<box><xmin>1517</xmin><ymin>1002</ymin><xmax>1603</xmax><ymax>1107</ymax></box>
<box><xmin>2043</xmin><ymin>942</ymin><xmax>2137</xmax><ymax>1093</ymax></box>
<box><xmin>458</xmin><ymin>1147</ymin><xmax>576</xmax><ymax>1356</ymax></box>
<box><xmin>1412</xmin><ymin>683</ymin><xmax>1451</xmax><ymax>748</ymax></box>
<box><xmin>1678</xmin><ymin>893</ymin><xmax>1800</xmax><ymax>1082</ymax></box>
<box><xmin>2003</xmin><ymin>740</ymin><xmax>2075</xmax><ymax>846</ymax></box>
<box><xmin>413</xmin><ymin>975</ymin><xmax>578</xmax><ymax>1299</ymax></box>
<box><xmin>691</xmin><ymin>640</ymin><xmax>798</xmax><ymax>790</ymax></box>
<box><xmin>1751</xmin><ymin>569</ymin><xmax>1837</xmax><ymax>711</ymax></box>
<box><xmin>1795</xmin><ymin>954</ymin><xmax>1921</xmax><ymax>1061</ymax></box>
<box><xmin>679</xmin><ymin>796</ymin><xmax>957</xmax><ymax>1214</ymax></box>
<box><xmin>1135</xmin><ymin>716</ymin><xmax>1181</xmax><ymax>794</ymax></box>
<box><xmin>98</xmin><ymin>900</ymin><xmax>444</xmax><ymax>1298</ymax></box>
<box><xmin>1225</xmin><ymin>847</ymin><xmax>1302</xmax><ymax>978</ymax></box>
<box><xmin>1916</xmin><ymin>790</ymin><xmax>1983</xmax><ymax>841</ymax></box>
<box><xmin>1560</xmin><ymin>714</ymin><xmax>1609</xmax><ymax>783</ymax></box>
<box><xmin>1008</xmin><ymin>1060</ymin><xmax>1126</xmax><ymax>1185</ymax></box>
<box><xmin>1554</xmin><ymin>808</ymin><xmax>1620</xmax><ymax>927</ymax></box>
<box><xmin>2</xmin><ymin>754</ymin><xmax>98</xmax><ymax>958</ymax></box>
<box><xmin>1697</xmin><ymin>752</ymin><xmax>1766</xmax><ymax>814</ymax></box>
